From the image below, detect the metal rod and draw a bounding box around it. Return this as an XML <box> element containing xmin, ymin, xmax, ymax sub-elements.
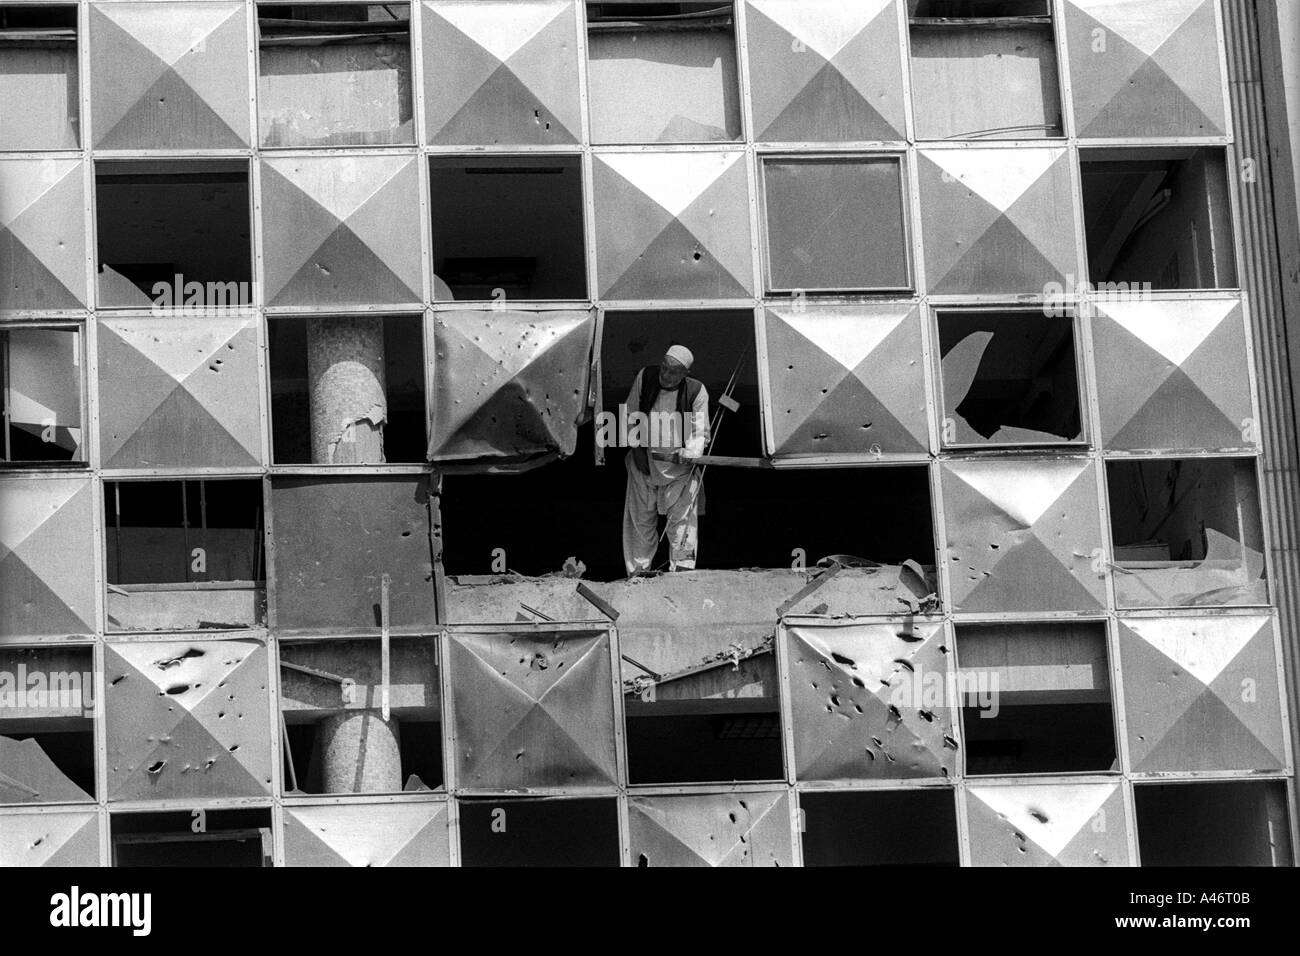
<box><xmin>380</xmin><ymin>572</ymin><xmax>391</xmax><ymax>722</ymax></box>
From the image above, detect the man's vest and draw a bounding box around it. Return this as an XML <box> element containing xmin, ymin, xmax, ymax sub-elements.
<box><xmin>631</xmin><ymin>365</ymin><xmax>703</xmax><ymax>476</ymax></box>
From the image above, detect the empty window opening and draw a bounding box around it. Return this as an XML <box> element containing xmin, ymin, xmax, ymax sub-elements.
<box><xmin>458</xmin><ymin>798</ymin><xmax>620</xmax><ymax>867</ymax></box>
<box><xmin>0</xmin><ymin>326</ymin><xmax>84</xmax><ymax>464</ymax></box>
<box><xmin>111</xmin><ymin>809</ymin><xmax>272</xmax><ymax>867</ymax></box>
<box><xmin>0</xmin><ymin>5</ymin><xmax>78</xmax><ymax>150</ymax></box>
<box><xmin>801</xmin><ymin>790</ymin><xmax>959</xmax><ymax>866</ymax></box>
<box><xmin>0</xmin><ymin>647</ymin><xmax>95</xmax><ymax>804</ymax></box>
<box><xmin>104</xmin><ymin>479</ymin><xmax>264</xmax><ymax>631</ymax></box>
<box><xmin>279</xmin><ymin>638</ymin><xmax>442</xmax><ymax>795</ymax></box>
<box><xmin>94</xmin><ymin>160</ymin><xmax>252</xmax><ymax>310</ymax></box>
<box><xmin>1106</xmin><ymin>457</ymin><xmax>1266</xmax><ymax>608</ymax></box>
<box><xmin>1135</xmin><ymin>782</ymin><xmax>1293</xmax><ymax>867</ymax></box>
<box><xmin>586</xmin><ymin>3</ymin><xmax>740</xmax><ymax>144</ymax></box>
<box><xmin>268</xmin><ymin>315</ymin><xmax>426</xmax><ymax>464</ymax></box>
<box><xmin>958</xmin><ymin>622</ymin><xmax>1116</xmax><ymax>775</ymax></box>
<box><xmin>1082</xmin><ymin>148</ymin><xmax>1237</xmax><ymax>291</ymax></box>
<box><xmin>908</xmin><ymin>1</ymin><xmax>1061</xmax><ymax>141</ymax></box>
<box><xmin>622</xmin><ymin>633</ymin><xmax>782</xmax><ymax>784</ymax></box>
<box><xmin>937</xmin><ymin>309</ymin><xmax>1082</xmax><ymax>446</ymax></box>
<box><xmin>429</xmin><ymin>156</ymin><xmax>587</xmax><ymax>301</ymax></box>
<box><xmin>257</xmin><ymin>3</ymin><xmax>412</xmax><ymax>147</ymax></box>
<box><xmin>762</xmin><ymin>157</ymin><xmax>910</xmax><ymax>293</ymax></box>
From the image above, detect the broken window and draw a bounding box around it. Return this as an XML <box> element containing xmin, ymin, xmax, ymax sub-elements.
<box><xmin>628</xmin><ymin>791</ymin><xmax>793</xmax><ymax>866</ymax></box>
<box><xmin>94</xmin><ymin>160</ymin><xmax>252</xmax><ymax>310</ymax></box>
<box><xmin>937</xmin><ymin>309</ymin><xmax>1083</xmax><ymax>446</ymax></box>
<box><xmin>621</xmin><ymin>630</ymin><xmax>783</xmax><ymax>785</ymax></box>
<box><xmin>1135</xmin><ymin>781</ymin><xmax>1293</xmax><ymax>867</ymax></box>
<box><xmin>586</xmin><ymin>2</ymin><xmax>740</xmax><ymax>144</ymax></box>
<box><xmin>0</xmin><ymin>326</ymin><xmax>84</xmax><ymax>464</ymax></box>
<box><xmin>1106</xmin><ymin>457</ymin><xmax>1266</xmax><ymax>608</ymax></box>
<box><xmin>458</xmin><ymin>797</ymin><xmax>620</xmax><ymax>866</ymax></box>
<box><xmin>957</xmin><ymin>622</ymin><xmax>1117</xmax><ymax>775</ymax></box>
<box><xmin>279</xmin><ymin>637</ymin><xmax>442</xmax><ymax>795</ymax></box>
<box><xmin>761</xmin><ymin>156</ymin><xmax>910</xmax><ymax>293</ymax></box>
<box><xmin>429</xmin><ymin>156</ymin><xmax>588</xmax><ymax>302</ymax></box>
<box><xmin>0</xmin><ymin>4</ymin><xmax>78</xmax><ymax>150</ymax></box>
<box><xmin>908</xmin><ymin>0</ymin><xmax>1062</xmax><ymax>140</ymax></box>
<box><xmin>800</xmin><ymin>789</ymin><xmax>959</xmax><ymax>866</ymax></box>
<box><xmin>104</xmin><ymin>479</ymin><xmax>265</xmax><ymax>632</ymax></box>
<box><xmin>1082</xmin><ymin>148</ymin><xmax>1237</xmax><ymax>291</ymax></box>
<box><xmin>257</xmin><ymin>3</ymin><xmax>413</xmax><ymax>146</ymax></box>
<box><xmin>111</xmin><ymin>809</ymin><xmax>272</xmax><ymax>867</ymax></box>
<box><xmin>268</xmin><ymin>314</ymin><xmax>426</xmax><ymax>464</ymax></box>
<box><xmin>0</xmin><ymin>646</ymin><xmax>95</xmax><ymax>805</ymax></box>
<box><xmin>966</xmin><ymin>782</ymin><xmax>1130</xmax><ymax>866</ymax></box>
<box><xmin>282</xmin><ymin>801</ymin><xmax>450</xmax><ymax>866</ymax></box>
<box><xmin>0</xmin><ymin>476</ymin><xmax>96</xmax><ymax>638</ymax></box>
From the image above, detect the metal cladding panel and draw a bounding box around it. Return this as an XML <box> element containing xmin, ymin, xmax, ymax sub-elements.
<box><xmin>423</xmin><ymin>0</ymin><xmax>581</xmax><ymax>146</ymax></box>
<box><xmin>283</xmin><ymin>802</ymin><xmax>450</xmax><ymax>867</ymax></box>
<box><xmin>1091</xmin><ymin>299</ymin><xmax>1254</xmax><ymax>453</ymax></box>
<box><xmin>627</xmin><ymin>791</ymin><xmax>792</xmax><ymax>867</ymax></box>
<box><xmin>269</xmin><ymin>476</ymin><xmax>436</xmax><ymax>631</ymax></box>
<box><xmin>0</xmin><ymin>159</ymin><xmax>87</xmax><ymax>312</ymax></box>
<box><xmin>1064</xmin><ymin>0</ymin><xmax>1226</xmax><ymax>138</ymax></box>
<box><xmin>763</xmin><ymin>303</ymin><xmax>927</xmax><ymax>458</ymax></box>
<box><xmin>745</xmin><ymin>0</ymin><xmax>905</xmax><ymax>142</ymax></box>
<box><xmin>919</xmin><ymin>147</ymin><xmax>1077</xmax><ymax>296</ymax></box>
<box><xmin>428</xmin><ymin>309</ymin><xmax>595</xmax><ymax>465</ymax></box>
<box><xmin>785</xmin><ymin>622</ymin><xmax>958</xmax><ymax>781</ymax></box>
<box><xmin>97</xmin><ymin>315</ymin><xmax>261</xmax><ymax>469</ymax></box>
<box><xmin>104</xmin><ymin>639</ymin><xmax>272</xmax><ymax>801</ymax></box>
<box><xmin>0</xmin><ymin>811</ymin><xmax>100</xmax><ymax>866</ymax></box>
<box><xmin>966</xmin><ymin>783</ymin><xmax>1130</xmax><ymax>867</ymax></box>
<box><xmin>1118</xmin><ymin>616</ymin><xmax>1287</xmax><ymax>773</ymax></box>
<box><xmin>593</xmin><ymin>151</ymin><xmax>754</xmax><ymax>300</ymax></box>
<box><xmin>0</xmin><ymin>478</ymin><xmax>96</xmax><ymax>638</ymax></box>
<box><xmin>0</xmin><ymin>42</ymin><xmax>79</xmax><ymax>150</ymax></box>
<box><xmin>89</xmin><ymin>2</ymin><xmax>250</xmax><ymax>149</ymax></box>
<box><xmin>260</xmin><ymin>155</ymin><xmax>423</xmax><ymax>308</ymax></box>
<box><xmin>941</xmin><ymin>459</ymin><xmax>1106</xmax><ymax>613</ymax></box>
<box><xmin>447</xmin><ymin>629</ymin><xmax>618</xmax><ymax>790</ymax></box>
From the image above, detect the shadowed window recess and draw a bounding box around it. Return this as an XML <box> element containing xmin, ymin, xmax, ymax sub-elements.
<box><xmin>0</xmin><ymin>326</ymin><xmax>84</xmax><ymax>464</ymax></box>
<box><xmin>0</xmin><ymin>4</ymin><xmax>78</xmax><ymax>150</ymax></box>
<box><xmin>111</xmin><ymin>809</ymin><xmax>273</xmax><ymax>867</ymax></box>
<box><xmin>458</xmin><ymin>797</ymin><xmax>621</xmax><ymax>866</ymax></box>
<box><xmin>800</xmin><ymin>789</ymin><xmax>960</xmax><ymax>866</ymax></box>
<box><xmin>1134</xmin><ymin>781</ymin><xmax>1292</xmax><ymax>867</ymax></box>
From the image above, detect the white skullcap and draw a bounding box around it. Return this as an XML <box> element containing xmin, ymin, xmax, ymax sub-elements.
<box><xmin>664</xmin><ymin>344</ymin><xmax>694</xmax><ymax>369</ymax></box>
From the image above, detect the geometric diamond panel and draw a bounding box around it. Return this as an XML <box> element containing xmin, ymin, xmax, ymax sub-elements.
<box><xmin>0</xmin><ymin>159</ymin><xmax>87</xmax><ymax>312</ymax></box>
<box><xmin>628</xmin><ymin>791</ymin><xmax>793</xmax><ymax>867</ymax></box>
<box><xmin>0</xmin><ymin>477</ymin><xmax>96</xmax><ymax>638</ymax></box>
<box><xmin>283</xmin><ymin>802</ymin><xmax>450</xmax><ymax>867</ymax></box>
<box><xmin>967</xmin><ymin>782</ymin><xmax>1131</xmax><ymax>866</ymax></box>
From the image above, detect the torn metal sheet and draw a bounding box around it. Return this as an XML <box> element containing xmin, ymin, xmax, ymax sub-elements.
<box><xmin>1118</xmin><ymin>615</ymin><xmax>1286</xmax><ymax>772</ymax></box>
<box><xmin>283</xmin><ymin>802</ymin><xmax>450</xmax><ymax>867</ymax></box>
<box><xmin>3</xmin><ymin>327</ymin><xmax>83</xmax><ymax>460</ymax></box>
<box><xmin>629</xmin><ymin>791</ymin><xmax>792</xmax><ymax>867</ymax></box>
<box><xmin>620</xmin><ymin>629</ymin><xmax>776</xmax><ymax>703</ymax></box>
<box><xmin>785</xmin><ymin>622</ymin><xmax>958</xmax><ymax>781</ymax></box>
<box><xmin>428</xmin><ymin>309</ymin><xmax>595</xmax><ymax>467</ymax></box>
<box><xmin>941</xmin><ymin>459</ymin><xmax>1106</xmax><ymax>613</ymax></box>
<box><xmin>422</xmin><ymin>0</ymin><xmax>581</xmax><ymax>145</ymax></box>
<box><xmin>967</xmin><ymin>783</ymin><xmax>1130</xmax><ymax>867</ymax></box>
<box><xmin>0</xmin><ymin>158</ymin><xmax>87</xmax><ymax>310</ymax></box>
<box><xmin>446</xmin><ymin>629</ymin><xmax>618</xmax><ymax>789</ymax></box>
<box><xmin>0</xmin><ymin>738</ymin><xmax>92</xmax><ymax>804</ymax></box>
<box><xmin>105</xmin><ymin>639</ymin><xmax>272</xmax><ymax>800</ymax></box>
<box><xmin>1063</xmin><ymin>0</ymin><xmax>1225</xmax><ymax>138</ymax></box>
<box><xmin>0</xmin><ymin>811</ymin><xmax>99</xmax><ymax>866</ymax></box>
<box><xmin>0</xmin><ymin>477</ymin><xmax>96</xmax><ymax>638</ymax></box>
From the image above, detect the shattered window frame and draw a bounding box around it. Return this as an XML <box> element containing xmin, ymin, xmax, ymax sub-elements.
<box><xmin>110</xmin><ymin>807</ymin><xmax>274</xmax><ymax>867</ymax></box>
<box><xmin>0</xmin><ymin>321</ymin><xmax>87</xmax><ymax>467</ymax></box>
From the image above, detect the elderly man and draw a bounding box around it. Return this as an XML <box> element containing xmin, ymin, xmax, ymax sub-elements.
<box><xmin>623</xmin><ymin>345</ymin><xmax>710</xmax><ymax>575</ymax></box>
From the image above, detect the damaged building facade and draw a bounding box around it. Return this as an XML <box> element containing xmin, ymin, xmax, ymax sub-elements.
<box><xmin>2</xmin><ymin>0</ymin><xmax>1300</xmax><ymax>866</ymax></box>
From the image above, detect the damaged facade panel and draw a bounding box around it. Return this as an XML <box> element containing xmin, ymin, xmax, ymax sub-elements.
<box><xmin>0</xmin><ymin>646</ymin><xmax>95</xmax><ymax>804</ymax></box>
<box><xmin>446</xmin><ymin>628</ymin><xmax>618</xmax><ymax>790</ymax></box>
<box><xmin>104</xmin><ymin>479</ymin><xmax>265</xmax><ymax>632</ymax></box>
<box><xmin>800</xmin><ymin>789</ymin><xmax>959</xmax><ymax>866</ymax></box>
<box><xmin>458</xmin><ymin>796</ymin><xmax>619</xmax><ymax>866</ymax></box>
<box><xmin>283</xmin><ymin>801</ymin><xmax>450</xmax><ymax>866</ymax></box>
<box><xmin>112</xmin><ymin>808</ymin><xmax>272</xmax><ymax>866</ymax></box>
<box><xmin>937</xmin><ymin>308</ymin><xmax>1083</xmax><ymax>447</ymax></box>
<box><xmin>257</xmin><ymin>3</ymin><xmax>413</xmax><ymax>147</ymax></box>
<box><xmin>0</xmin><ymin>4</ymin><xmax>79</xmax><ymax>150</ymax></box>
<box><xmin>1134</xmin><ymin>781</ymin><xmax>1292</xmax><ymax>867</ymax></box>
<box><xmin>0</xmin><ymin>809</ymin><xmax>99</xmax><ymax>866</ymax></box>
<box><xmin>103</xmin><ymin>639</ymin><xmax>272</xmax><ymax>801</ymax></box>
<box><xmin>1</xmin><ymin>325</ymin><xmax>84</xmax><ymax>464</ymax></box>
<box><xmin>628</xmin><ymin>790</ymin><xmax>792</xmax><ymax>866</ymax></box>
<box><xmin>586</xmin><ymin>2</ymin><xmax>741</xmax><ymax>144</ymax></box>
<box><xmin>956</xmin><ymin>622</ymin><xmax>1117</xmax><ymax>775</ymax></box>
<box><xmin>744</xmin><ymin>0</ymin><xmax>906</xmax><ymax>143</ymax></box>
<box><xmin>0</xmin><ymin>476</ymin><xmax>96</xmax><ymax>638</ymax></box>
<box><xmin>422</xmin><ymin>0</ymin><xmax>581</xmax><ymax>146</ymax></box>
<box><xmin>279</xmin><ymin>637</ymin><xmax>442</xmax><ymax>794</ymax></box>
<box><xmin>89</xmin><ymin>1</ymin><xmax>250</xmax><ymax>149</ymax></box>
<box><xmin>784</xmin><ymin>620</ymin><xmax>957</xmax><ymax>781</ymax></box>
<box><xmin>966</xmin><ymin>782</ymin><xmax>1130</xmax><ymax>867</ymax></box>
<box><xmin>268</xmin><ymin>475</ymin><xmax>436</xmax><ymax>631</ymax></box>
<box><xmin>0</xmin><ymin>158</ymin><xmax>87</xmax><ymax>311</ymax></box>
<box><xmin>940</xmin><ymin>458</ymin><xmax>1106</xmax><ymax>613</ymax></box>
<box><xmin>1118</xmin><ymin>615</ymin><xmax>1287</xmax><ymax>772</ymax></box>
<box><xmin>1106</xmin><ymin>456</ymin><xmax>1267</xmax><ymax>608</ymax></box>
<box><xmin>97</xmin><ymin>316</ymin><xmax>261</xmax><ymax>470</ymax></box>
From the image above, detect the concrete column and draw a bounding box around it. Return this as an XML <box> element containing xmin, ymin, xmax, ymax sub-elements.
<box><xmin>306</xmin><ymin>316</ymin><xmax>387</xmax><ymax>464</ymax></box>
<box><xmin>318</xmin><ymin>710</ymin><xmax>402</xmax><ymax>793</ymax></box>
